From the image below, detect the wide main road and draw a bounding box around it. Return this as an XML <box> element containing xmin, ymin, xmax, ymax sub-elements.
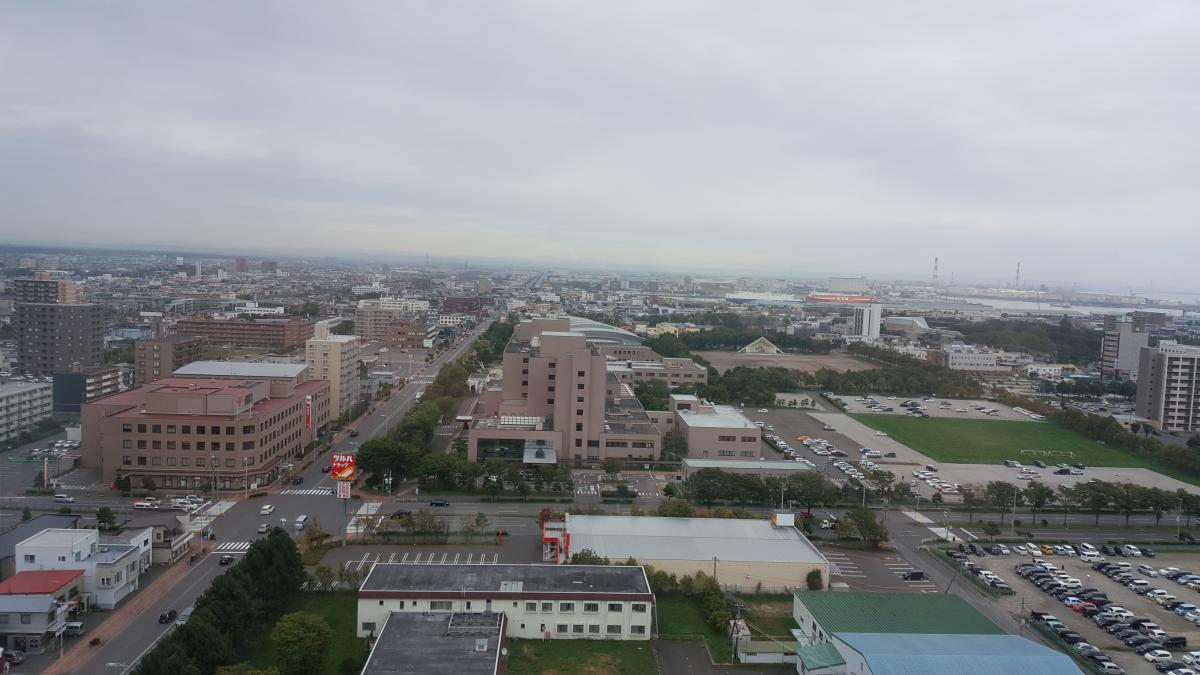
<box><xmin>79</xmin><ymin>318</ymin><xmax>494</xmax><ymax>675</ymax></box>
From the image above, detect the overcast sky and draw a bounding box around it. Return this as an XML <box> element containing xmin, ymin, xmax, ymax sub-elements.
<box><xmin>1</xmin><ymin>2</ymin><xmax>1197</xmax><ymax>290</ymax></box>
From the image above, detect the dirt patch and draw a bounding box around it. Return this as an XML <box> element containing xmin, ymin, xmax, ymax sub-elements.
<box><xmin>695</xmin><ymin>351</ymin><xmax>875</xmax><ymax>374</ymax></box>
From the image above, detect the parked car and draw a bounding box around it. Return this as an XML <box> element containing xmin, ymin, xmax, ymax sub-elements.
<box><xmin>218</xmin><ymin>554</ymin><xmax>236</xmax><ymax>566</ymax></box>
<box><xmin>430</xmin><ymin>499</ymin><xmax>450</xmax><ymax>507</ymax></box>
<box><xmin>2</xmin><ymin>649</ymin><xmax>26</xmax><ymax>665</ymax></box>
<box><xmin>158</xmin><ymin>609</ymin><xmax>178</xmax><ymax>624</ymax></box>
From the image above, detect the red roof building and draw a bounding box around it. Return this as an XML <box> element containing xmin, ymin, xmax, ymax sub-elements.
<box><xmin>0</xmin><ymin>569</ymin><xmax>83</xmax><ymax>595</ymax></box>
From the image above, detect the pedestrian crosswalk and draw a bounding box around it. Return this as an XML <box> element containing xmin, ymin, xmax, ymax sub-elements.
<box><xmin>574</xmin><ymin>485</ymin><xmax>644</xmax><ymax>496</ymax></box>
<box><xmin>215</xmin><ymin>541</ymin><xmax>254</xmax><ymax>552</ymax></box>
<box><xmin>281</xmin><ymin>488</ymin><xmax>333</xmax><ymax>495</ymax></box>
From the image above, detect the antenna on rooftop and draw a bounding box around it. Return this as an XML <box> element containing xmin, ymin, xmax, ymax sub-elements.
<box><xmin>1015</xmin><ymin>261</ymin><xmax>1021</xmax><ymax>289</ymax></box>
<box><xmin>932</xmin><ymin>257</ymin><xmax>939</xmax><ymax>288</ymax></box>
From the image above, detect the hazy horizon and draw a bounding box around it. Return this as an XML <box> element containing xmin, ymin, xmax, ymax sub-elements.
<box><xmin>2</xmin><ymin>2</ymin><xmax>1198</xmax><ymax>289</ymax></box>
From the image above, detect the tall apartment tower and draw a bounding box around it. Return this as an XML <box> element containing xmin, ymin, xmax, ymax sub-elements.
<box><xmin>16</xmin><ymin>303</ymin><xmax>105</xmax><ymax>376</ymax></box>
<box><xmin>1136</xmin><ymin>342</ymin><xmax>1200</xmax><ymax>432</ymax></box>
<box><xmin>851</xmin><ymin>303</ymin><xmax>882</xmax><ymax>341</ymax></box>
<box><xmin>234</xmin><ymin>257</ymin><xmax>249</xmax><ymax>273</ymax></box>
<box><xmin>134</xmin><ymin>335</ymin><xmax>207</xmax><ymax>384</ymax></box>
<box><xmin>305</xmin><ymin>322</ymin><xmax>363</xmax><ymax>419</ymax></box>
<box><xmin>1101</xmin><ymin>311</ymin><xmax>1168</xmax><ymax>380</ymax></box>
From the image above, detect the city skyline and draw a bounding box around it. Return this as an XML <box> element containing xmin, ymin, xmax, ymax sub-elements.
<box><xmin>2</xmin><ymin>3</ymin><xmax>1199</xmax><ymax>288</ymax></box>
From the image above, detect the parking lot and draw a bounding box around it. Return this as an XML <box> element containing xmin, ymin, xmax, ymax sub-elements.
<box><xmin>819</xmin><ymin>546</ymin><xmax>941</xmax><ymax>594</ymax></box>
<box><xmin>572</xmin><ymin>470</ymin><xmax>666</xmax><ymax>501</ymax></box>
<box><xmin>837</xmin><ymin>395</ymin><xmax>1035</xmax><ymax>422</ymax></box>
<box><xmin>952</xmin><ymin>543</ymin><xmax>1200</xmax><ymax>674</ymax></box>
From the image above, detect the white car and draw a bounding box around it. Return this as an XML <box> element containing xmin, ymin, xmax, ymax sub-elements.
<box><xmin>874</xmin><ymin>431</ymin><xmax>888</xmax><ymax>436</ymax></box>
<box><xmin>1121</xmin><ymin>544</ymin><xmax>1142</xmax><ymax>557</ymax></box>
<box><xmin>259</xmin><ymin>504</ymin><xmax>275</xmax><ymax>515</ymax></box>
<box><xmin>1182</xmin><ymin>651</ymin><xmax>1200</xmax><ymax>666</ymax></box>
<box><xmin>1013</xmin><ymin>545</ymin><xmax>1028</xmax><ymax>555</ymax></box>
<box><xmin>1145</xmin><ymin>650</ymin><xmax>1173</xmax><ymax>663</ymax></box>
<box><xmin>756</xmin><ymin>408</ymin><xmax>769</xmax><ymax>413</ymax></box>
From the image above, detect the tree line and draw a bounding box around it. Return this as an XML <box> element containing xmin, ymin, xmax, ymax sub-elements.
<box><xmin>930</xmin><ymin>317</ymin><xmax>1101</xmax><ymax>365</ymax></box>
<box><xmin>135</xmin><ymin>530</ymin><xmax>307</xmax><ymax>675</ymax></box>
<box><xmin>957</xmin><ymin>478</ymin><xmax>1200</xmax><ymax>531</ymax></box>
<box><xmin>684</xmin><ymin>468</ymin><xmax>842</xmax><ymax>510</ymax></box>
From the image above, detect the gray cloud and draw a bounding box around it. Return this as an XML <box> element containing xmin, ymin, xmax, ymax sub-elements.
<box><xmin>1</xmin><ymin>1</ymin><xmax>1198</xmax><ymax>289</ymax></box>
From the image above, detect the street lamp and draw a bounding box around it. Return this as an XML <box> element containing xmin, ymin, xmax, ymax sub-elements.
<box><xmin>210</xmin><ymin>455</ymin><xmax>218</xmax><ymax>504</ymax></box>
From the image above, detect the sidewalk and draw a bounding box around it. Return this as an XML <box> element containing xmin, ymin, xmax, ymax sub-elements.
<box><xmin>42</xmin><ymin>556</ymin><xmax>198</xmax><ymax>675</ymax></box>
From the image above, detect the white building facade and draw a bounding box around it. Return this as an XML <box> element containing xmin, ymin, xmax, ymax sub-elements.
<box><xmin>0</xmin><ymin>381</ymin><xmax>52</xmax><ymax>444</ymax></box>
<box><xmin>15</xmin><ymin>528</ymin><xmax>149</xmax><ymax>609</ymax></box>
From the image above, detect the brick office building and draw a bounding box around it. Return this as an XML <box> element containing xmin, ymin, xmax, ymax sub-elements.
<box><xmin>81</xmin><ymin>363</ymin><xmax>330</xmax><ymax>490</ymax></box>
<box><xmin>134</xmin><ymin>335</ymin><xmax>207</xmax><ymax>384</ymax></box>
<box><xmin>172</xmin><ymin>317</ymin><xmax>314</xmax><ymax>350</ymax></box>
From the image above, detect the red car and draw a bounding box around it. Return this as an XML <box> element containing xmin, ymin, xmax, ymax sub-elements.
<box><xmin>1070</xmin><ymin>602</ymin><xmax>1096</xmax><ymax>613</ymax></box>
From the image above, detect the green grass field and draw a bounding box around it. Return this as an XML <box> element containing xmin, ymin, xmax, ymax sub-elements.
<box><xmin>849</xmin><ymin>414</ymin><xmax>1153</xmax><ymax>468</ymax></box>
<box><xmin>506</xmin><ymin>639</ymin><xmax>658</xmax><ymax>675</ymax></box>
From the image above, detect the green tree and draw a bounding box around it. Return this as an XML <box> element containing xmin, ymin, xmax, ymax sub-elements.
<box><xmin>656</xmin><ymin>499</ymin><xmax>696</xmax><ymax>518</ymax></box>
<box><xmin>216</xmin><ymin>665</ymin><xmax>283</xmax><ymax>675</ymax></box>
<box><xmin>603</xmin><ymin>458</ymin><xmax>623</xmax><ymax>477</ymax></box>
<box><xmin>271</xmin><ymin>611</ymin><xmax>332</xmax><ymax>675</ymax></box>
<box><xmin>961</xmin><ymin>488</ymin><xmax>981</xmax><ymax>524</ymax></box>
<box><xmin>984</xmin><ymin>481</ymin><xmax>1019</xmax><ymax>523</ymax></box>
<box><xmin>787</xmin><ymin>472</ymin><xmax>838</xmax><ymax>512</ymax></box>
<box><xmin>1111</xmin><ymin>482</ymin><xmax>1143</xmax><ymax>527</ymax></box>
<box><xmin>661</xmin><ymin>429</ymin><xmax>688</xmax><ymax>461</ymax></box>
<box><xmin>312</xmin><ymin>565</ymin><xmax>334</xmax><ymax>590</ymax></box>
<box><xmin>844</xmin><ymin>506</ymin><xmax>888</xmax><ymax>547</ymax></box>
<box><xmin>1078</xmin><ymin>483</ymin><xmax>1112</xmax><ymax>525</ymax></box>
<box><xmin>1021</xmin><ymin>482</ymin><xmax>1056</xmax><ymax>522</ymax></box>
<box><xmin>516</xmin><ymin>481</ymin><xmax>532</xmax><ymax>500</ymax></box>
<box><xmin>570</xmin><ymin>548</ymin><xmax>607</xmax><ymax>565</ymax></box>
<box><xmin>97</xmin><ymin>506</ymin><xmax>117</xmax><ymax>529</ymax></box>
<box><xmin>686</xmin><ymin>468</ymin><xmax>728</xmax><ymax>507</ymax></box>
<box><xmin>633</xmin><ymin>379</ymin><xmax>670</xmax><ymax>411</ymax></box>
<box><xmin>981</xmin><ymin>521</ymin><xmax>1001</xmax><ymax>540</ymax></box>
<box><xmin>1143</xmin><ymin>488</ymin><xmax>1174</xmax><ymax>526</ymax></box>
<box><xmin>142</xmin><ymin>477</ymin><xmax>157</xmax><ymax>492</ymax></box>
<box><xmin>805</xmin><ymin>569</ymin><xmax>823</xmax><ymax>591</ymax></box>
<box><xmin>21</xmin><ymin>507</ymin><xmax>31</xmax><ymax>522</ymax></box>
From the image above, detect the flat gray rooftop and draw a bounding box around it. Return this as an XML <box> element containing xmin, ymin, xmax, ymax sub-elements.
<box><xmin>363</xmin><ymin>612</ymin><xmax>502</xmax><ymax>675</ymax></box>
<box><xmin>174</xmin><ymin>361</ymin><xmax>307</xmax><ymax>378</ymax></box>
<box><xmin>676</xmin><ymin>405</ymin><xmax>757</xmax><ymax>429</ymax></box>
<box><xmin>566</xmin><ymin>515</ymin><xmax>829</xmax><ymax>565</ymax></box>
<box><xmin>360</xmin><ymin>563</ymin><xmax>649</xmax><ymax>595</ymax></box>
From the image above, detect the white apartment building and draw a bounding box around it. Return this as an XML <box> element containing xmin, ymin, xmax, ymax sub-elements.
<box><xmin>305</xmin><ymin>329</ymin><xmax>363</xmax><ymax>420</ymax></box>
<box><xmin>15</xmin><ymin>528</ymin><xmax>150</xmax><ymax>609</ymax></box>
<box><xmin>436</xmin><ymin>313</ymin><xmax>470</xmax><ymax>327</ymax></box>
<box><xmin>941</xmin><ymin>347</ymin><xmax>1009</xmax><ymax>373</ymax></box>
<box><xmin>0</xmin><ymin>381</ymin><xmax>52</xmax><ymax>444</ymax></box>
<box><xmin>357</xmin><ymin>564</ymin><xmax>653</xmax><ymax>641</ymax></box>
<box><xmin>851</xmin><ymin>303</ymin><xmax>882</xmax><ymax>341</ymax></box>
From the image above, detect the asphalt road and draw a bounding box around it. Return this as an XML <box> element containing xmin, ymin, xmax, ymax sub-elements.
<box><xmin>63</xmin><ymin>320</ymin><xmax>494</xmax><ymax>675</ymax></box>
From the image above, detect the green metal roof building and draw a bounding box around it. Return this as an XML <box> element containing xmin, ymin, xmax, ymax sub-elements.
<box><xmin>792</xmin><ymin>591</ymin><xmax>1003</xmax><ymax>641</ymax></box>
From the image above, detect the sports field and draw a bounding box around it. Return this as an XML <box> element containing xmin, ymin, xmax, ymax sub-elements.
<box><xmin>849</xmin><ymin>414</ymin><xmax>1152</xmax><ymax>468</ymax></box>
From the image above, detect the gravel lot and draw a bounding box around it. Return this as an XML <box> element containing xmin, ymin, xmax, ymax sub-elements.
<box><xmin>837</xmin><ymin>395</ymin><xmax>1036</xmax><ymax>422</ymax></box>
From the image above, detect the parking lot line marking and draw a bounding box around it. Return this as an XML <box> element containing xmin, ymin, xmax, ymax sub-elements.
<box><xmin>466</xmin><ymin>553</ymin><xmax>474</xmax><ymax>564</ymax></box>
<box><xmin>413</xmin><ymin>552</ymin><xmax>422</xmax><ymax>563</ymax></box>
<box><xmin>439</xmin><ymin>552</ymin><xmax>446</xmax><ymax>563</ymax></box>
<box><xmin>453</xmin><ymin>553</ymin><xmax>460</xmax><ymax>564</ymax></box>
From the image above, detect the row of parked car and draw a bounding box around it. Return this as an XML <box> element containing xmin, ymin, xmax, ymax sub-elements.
<box><xmin>948</xmin><ymin>550</ymin><xmax>1012</xmax><ymax>592</ymax></box>
<box><xmin>1018</xmin><ymin>558</ymin><xmax>1199</xmax><ymax>673</ymax></box>
<box><xmin>1095</xmin><ymin>562</ymin><xmax>1200</xmax><ymax>624</ymax></box>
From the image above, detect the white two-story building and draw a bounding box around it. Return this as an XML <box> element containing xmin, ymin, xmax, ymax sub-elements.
<box><xmin>356</xmin><ymin>564</ymin><xmax>654</xmax><ymax>641</ymax></box>
<box><xmin>15</xmin><ymin>528</ymin><xmax>149</xmax><ymax>609</ymax></box>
